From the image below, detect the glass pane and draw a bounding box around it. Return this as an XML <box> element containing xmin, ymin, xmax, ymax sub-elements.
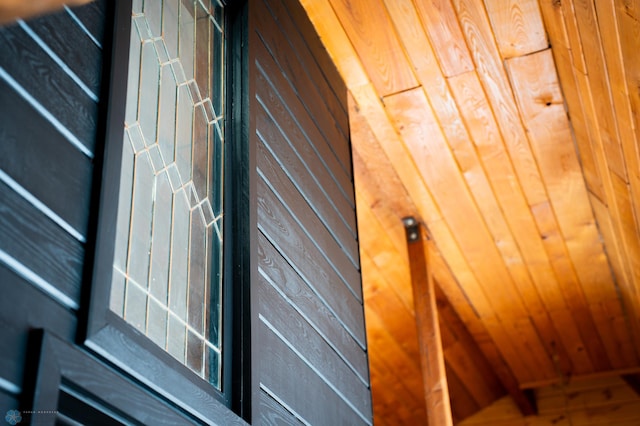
<box><xmin>112</xmin><ymin>0</ymin><xmax>225</xmax><ymax>389</ymax></box>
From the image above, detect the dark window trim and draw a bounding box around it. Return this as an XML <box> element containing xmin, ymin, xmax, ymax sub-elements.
<box><xmin>24</xmin><ymin>330</ymin><xmax>197</xmax><ymax>425</ymax></box>
<box><xmin>226</xmin><ymin>0</ymin><xmax>252</xmax><ymax>420</ymax></box>
<box><xmin>80</xmin><ymin>0</ymin><xmax>249</xmax><ymax>423</ymax></box>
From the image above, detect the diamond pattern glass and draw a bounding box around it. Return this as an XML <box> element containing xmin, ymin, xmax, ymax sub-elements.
<box><xmin>111</xmin><ymin>0</ymin><xmax>225</xmax><ymax>389</ymax></box>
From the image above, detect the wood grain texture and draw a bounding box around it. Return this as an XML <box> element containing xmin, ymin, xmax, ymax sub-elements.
<box><xmin>460</xmin><ymin>376</ymin><xmax>640</xmax><ymax>425</ymax></box>
<box><xmin>0</xmin><ymin>179</ymin><xmax>84</xmax><ymax>306</ymax></box>
<box><xmin>253</xmin><ymin>3</ymin><xmax>370</xmax><ymax>423</ymax></box>
<box><xmin>257</xmin><ymin>0</ymin><xmax>352</xmax><ymax>177</ymax></box>
<box><xmin>0</xmin><ymin>24</ymin><xmax>98</xmax><ymax>153</ymax></box>
<box><xmin>0</xmin><ymin>78</ymin><xmax>93</xmax><ymax>238</ymax></box>
<box><xmin>255</xmin><ymin>52</ymin><xmax>356</xmax><ymax>228</ymax></box>
<box><xmin>257</xmin><ymin>135</ymin><xmax>360</xmax><ymax>282</ymax></box>
<box><xmin>414</xmin><ymin>0</ymin><xmax>474</xmax><ymax>77</ymax></box>
<box><xmin>257</xmin><ymin>175</ymin><xmax>365</xmax><ymax>336</ymax></box>
<box><xmin>68</xmin><ymin>0</ymin><xmax>107</xmax><ymax>45</ymax></box>
<box><xmin>27</xmin><ymin>9</ymin><xmax>103</xmax><ymax>96</ymax></box>
<box><xmin>257</xmin><ymin>275</ymin><xmax>372</xmax><ymax>419</ymax></box>
<box><xmin>483</xmin><ymin>0</ymin><xmax>548</xmax><ymax>58</ymax></box>
<box><xmin>405</xmin><ymin>222</ymin><xmax>453</xmax><ymax>426</ymax></box>
<box><xmin>257</xmin><ymin>320</ymin><xmax>370</xmax><ymax>425</ymax></box>
<box><xmin>300</xmin><ymin>0</ymin><xmax>640</xmax><ymax>422</ymax></box>
<box><xmin>257</xmin><ymin>232</ymin><xmax>369</xmax><ymax>382</ymax></box>
<box><xmin>327</xmin><ymin>0</ymin><xmax>417</xmax><ymax>95</ymax></box>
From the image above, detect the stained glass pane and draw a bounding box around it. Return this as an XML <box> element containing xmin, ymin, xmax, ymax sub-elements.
<box><xmin>112</xmin><ymin>0</ymin><xmax>225</xmax><ymax>389</ymax></box>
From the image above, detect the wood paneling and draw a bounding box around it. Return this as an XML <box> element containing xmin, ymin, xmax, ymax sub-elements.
<box><xmin>460</xmin><ymin>376</ymin><xmax>640</xmax><ymax>425</ymax></box>
<box><xmin>253</xmin><ymin>0</ymin><xmax>370</xmax><ymax>423</ymax></box>
<box><xmin>301</xmin><ymin>0</ymin><xmax>640</xmax><ymax>422</ymax></box>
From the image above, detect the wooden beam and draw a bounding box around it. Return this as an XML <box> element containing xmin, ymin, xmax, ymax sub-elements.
<box><xmin>520</xmin><ymin>366</ymin><xmax>640</xmax><ymax>389</ymax></box>
<box><xmin>622</xmin><ymin>374</ymin><xmax>640</xmax><ymax>397</ymax></box>
<box><xmin>404</xmin><ymin>217</ymin><xmax>453</xmax><ymax>426</ymax></box>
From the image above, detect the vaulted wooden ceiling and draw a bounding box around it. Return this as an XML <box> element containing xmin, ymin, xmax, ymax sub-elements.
<box><xmin>299</xmin><ymin>0</ymin><xmax>640</xmax><ymax>423</ymax></box>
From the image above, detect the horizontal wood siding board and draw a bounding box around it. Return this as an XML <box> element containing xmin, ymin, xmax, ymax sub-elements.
<box><xmin>281</xmin><ymin>0</ymin><xmax>349</xmax><ymax>118</ymax></box>
<box><xmin>257</xmin><ymin>177</ymin><xmax>365</xmax><ymax>341</ymax></box>
<box><xmin>254</xmin><ymin>0</ymin><xmax>352</xmax><ymax>181</ymax></box>
<box><xmin>255</xmin><ymin>64</ymin><xmax>357</xmax><ymax>237</ymax></box>
<box><xmin>257</xmin><ymin>233</ymin><xmax>369</xmax><ymax>381</ymax></box>
<box><xmin>257</xmin><ymin>389</ymin><xmax>305</xmax><ymax>426</ymax></box>
<box><xmin>67</xmin><ymin>0</ymin><xmax>107</xmax><ymax>48</ymax></box>
<box><xmin>0</xmin><ymin>24</ymin><xmax>97</xmax><ymax>155</ymax></box>
<box><xmin>26</xmin><ymin>11</ymin><xmax>103</xmax><ymax>97</ymax></box>
<box><xmin>0</xmin><ymin>78</ymin><xmax>93</xmax><ymax>238</ymax></box>
<box><xmin>254</xmin><ymin>20</ymin><xmax>355</xmax><ymax>208</ymax></box>
<box><xmin>263</xmin><ymin>0</ymin><xmax>352</xmax><ymax>173</ymax></box>
<box><xmin>256</xmin><ymin>124</ymin><xmax>359</xmax><ymax>267</ymax></box>
<box><xmin>0</xmin><ymin>264</ymin><xmax>76</xmax><ymax>390</ymax></box>
<box><xmin>257</xmin><ymin>320</ymin><xmax>370</xmax><ymax>426</ymax></box>
<box><xmin>0</xmin><ymin>180</ymin><xmax>84</xmax><ymax>307</ymax></box>
<box><xmin>257</xmin><ymin>274</ymin><xmax>371</xmax><ymax>418</ymax></box>
<box><xmin>258</xmin><ymin>136</ymin><xmax>360</xmax><ymax>277</ymax></box>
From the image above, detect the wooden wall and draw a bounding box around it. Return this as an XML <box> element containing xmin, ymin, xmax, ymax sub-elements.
<box><xmin>460</xmin><ymin>376</ymin><xmax>640</xmax><ymax>425</ymax></box>
<box><xmin>0</xmin><ymin>0</ymin><xmax>106</xmax><ymax>414</ymax></box>
<box><xmin>251</xmin><ymin>0</ymin><xmax>372</xmax><ymax>423</ymax></box>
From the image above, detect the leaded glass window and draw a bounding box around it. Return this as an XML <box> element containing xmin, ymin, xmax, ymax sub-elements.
<box><xmin>109</xmin><ymin>0</ymin><xmax>226</xmax><ymax>389</ymax></box>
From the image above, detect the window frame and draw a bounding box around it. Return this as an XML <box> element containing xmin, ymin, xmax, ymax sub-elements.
<box><xmin>82</xmin><ymin>0</ymin><xmax>249</xmax><ymax>423</ymax></box>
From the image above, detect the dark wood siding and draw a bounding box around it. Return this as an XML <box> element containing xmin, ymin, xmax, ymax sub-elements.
<box><xmin>251</xmin><ymin>0</ymin><xmax>372</xmax><ymax>424</ymax></box>
<box><xmin>0</xmin><ymin>1</ymin><xmax>105</xmax><ymax>416</ymax></box>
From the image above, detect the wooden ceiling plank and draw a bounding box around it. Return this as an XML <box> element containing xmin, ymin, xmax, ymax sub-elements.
<box><xmin>445</xmin><ymin>362</ymin><xmax>483</xmax><ymax>422</ymax></box>
<box><xmin>367</xmin><ymin>340</ymin><xmax>425</xmax><ymax>424</ymax></box>
<box><xmin>361</xmin><ymin>252</ymin><xmax>420</xmax><ymax>358</ymax></box>
<box><xmin>357</xmin><ymin>207</ymin><xmax>414</xmax><ymax>315</ymax></box>
<box><xmin>350</xmin><ymin>80</ymin><xmax>539</xmax><ymax>384</ymax></box>
<box><xmin>350</xmin><ymin>103</ymin><xmax>418</xmax><ymax>256</ymax></box>
<box><xmin>588</xmin><ymin>194</ymin><xmax>628</xmax><ymax>291</ymax></box>
<box><xmin>558</xmin><ymin>0</ymin><xmax>587</xmax><ymax>73</ymax></box>
<box><xmin>364</xmin><ymin>306</ymin><xmax>428</xmax><ymax>407</ymax></box>
<box><xmin>452</xmin><ymin>0</ymin><xmax>548</xmax><ymax>207</ymax></box>
<box><xmin>383</xmin><ymin>0</ymin><xmax>562</xmax><ymax>340</ymax></box>
<box><xmin>570</xmin><ymin>50</ymin><xmax>640</xmax><ymax>359</ymax></box>
<box><xmin>569</xmin><ymin>0</ymin><xmax>627</xmax><ymax>180</ymax></box>
<box><xmin>412</xmin><ymin>0</ymin><xmax>475</xmax><ymax>77</ymax></box>
<box><xmin>297</xmin><ymin>0</ymin><xmax>369</xmax><ymax>88</ymax></box>
<box><xmin>449</xmin><ymin>5</ymin><xmax>603</xmax><ymax>353</ymax></box>
<box><xmin>438</xmin><ymin>300</ymin><xmax>506</xmax><ymax>407</ymax></box>
<box><xmin>326</xmin><ymin>0</ymin><xmax>417</xmax><ymax>96</ymax></box>
<box><xmin>591</xmin><ymin>299</ymin><xmax>640</xmax><ymax>369</ymax></box>
<box><xmin>536</xmin><ymin>0</ymin><xmax>569</xmax><ymax>48</ymax></box>
<box><xmin>615</xmin><ymin>4</ymin><xmax>640</xmax><ymax>252</ymax></box>
<box><xmin>483</xmin><ymin>0</ymin><xmax>548</xmax><ymax>58</ymax></box>
<box><xmin>505</xmin><ymin>49</ymin><xmax>618</xmax><ymax>304</ymax></box>
<box><xmin>551</xmin><ymin>52</ymin><xmax>606</xmax><ymax>199</ymax></box>
<box><xmin>385</xmin><ymin>87</ymin><xmax>529</xmax><ymax>318</ymax></box>
<box><xmin>447</xmin><ymin>69</ymin><xmax>592</xmax><ymax>375</ymax></box>
<box><xmin>430</xmin><ymin>242</ymin><xmax>539</xmax><ymax>415</ymax></box>
<box><xmin>536</xmin><ymin>0</ymin><xmax>607</xmax><ymax>202</ymax></box>
<box><xmin>596</xmin><ymin>0</ymin><xmax>640</xmax><ymax>200</ymax></box>
<box><xmin>506</xmin><ymin>49</ymin><xmax>635</xmax><ymax>371</ymax></box>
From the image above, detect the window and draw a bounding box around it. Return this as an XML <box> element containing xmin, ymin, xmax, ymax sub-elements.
<box><xmin>109</xmin><ymin>0</ymin><xmax>226</xmax><ymax>389</ymax></box>
<box><xmin>85</xmin><ymin>0</ymin><xmax>248</xmax><ymax>421</ymax></box>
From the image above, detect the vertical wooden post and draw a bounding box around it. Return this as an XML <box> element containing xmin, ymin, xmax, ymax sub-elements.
<box><xmin>403</xmin><ymin>217</ymin><xmax>453</xmax><ymax>426</ymax></box>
